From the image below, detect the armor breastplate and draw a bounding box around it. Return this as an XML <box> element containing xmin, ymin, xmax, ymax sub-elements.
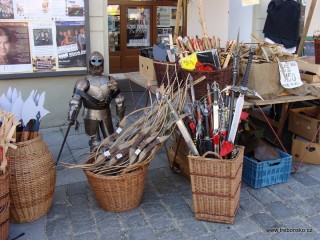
<box><xmin>86</xmin><ymin>75</ymin><xmax>111</xmax><ymax>103</ymax></box>
<box><xmin>82</xmin><ymin>75</ymin><xmax>112</xmax><ymax>110</ymax></box>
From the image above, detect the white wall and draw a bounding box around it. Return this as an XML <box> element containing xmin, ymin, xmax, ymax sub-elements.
<box><xmin>306</xmin><ymin>0</ymin><xmax>320</xmax><ymax>36</ymax></box>
<box><xmin>228</xmin><ymin>0</ymin><xmax>254</xmax><ymax>43</ymax></box>
<box><xmin>187</xmin><ymin>0</ymin><xmax>229</xmax><ymax>43</ymax></box>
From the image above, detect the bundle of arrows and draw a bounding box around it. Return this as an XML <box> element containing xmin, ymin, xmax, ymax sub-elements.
<box><xmin>0</xmin><ymin>110</ymin><xmax>19</xmax><ymax>174</ymax></box>
<box><xmin>0</xmin><ymin>88</ymin><xmax>50</xmax><ymax>143</ymax></box>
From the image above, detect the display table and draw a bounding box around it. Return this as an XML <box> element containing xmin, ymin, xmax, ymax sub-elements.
<box><xmin>125</xmin><ymin>72</ymin><xmax>158</xmax><ymax>94</ymax></box>
<box><xmin>246</xmin><ymin>94</ymin><xmax>320</xmax><ymax>139</ymax></box>
<box><xmin>125</xmin><ymin>72</ymin><xmax>319</xmax><ymax>158</ymax></box>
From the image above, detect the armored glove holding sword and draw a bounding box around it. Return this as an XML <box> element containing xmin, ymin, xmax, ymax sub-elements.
<box><xmin>68</xmin><ymin>51</ymin><xmax>126</xmax><ymax>151</ymax></box>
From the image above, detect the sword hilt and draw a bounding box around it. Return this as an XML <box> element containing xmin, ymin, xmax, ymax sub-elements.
<box><xmin>242</xmin><ymin>46</ymin><xmax>255</xmax><ymax>87</ymax></box>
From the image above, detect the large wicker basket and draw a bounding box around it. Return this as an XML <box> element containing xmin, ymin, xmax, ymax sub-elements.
<box><xmin>0</xmin><ymin>170</ymin><xmax>9</xmax><ymax>240</ymax></box>
<box><xmin>188</xmin><ymin>146</ymin><xmax>244</xmax><ymax>223</ymax></box>
<box><xmin>180</xmin><ymin>65</ymin><xmax>233</xmax><ymax>100</ymax></box>
<box><xmin>7</xmin><ymin>135</ymin><xmax>56</xmax><ymax>223</ymax></box>
<box><xmin>315</xmin><ymin>39</ymin><xmax>320</xmax><ymax>64</ymax></box>
<box><xmin>85</xmin><ymin>163</ymin><xmax>149</xmax><ymax>212</ymax></box>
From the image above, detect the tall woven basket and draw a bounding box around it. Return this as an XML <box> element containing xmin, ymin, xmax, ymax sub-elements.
<box><xmin>6</xmin><ymin>135</ymin><xmax>56</xmax><ymax>223</ymax></box>
<box><xmin>85</xmin><ymin>163</ymin><xmax>149</xmax><ymax>212</ymax></box>
<box><xmin>0</xmin><ymin>170</ymin><xmax>9</xmax><ymax>240</ymax></box>
<box><xmin>188</xmin><ymin>146</ymin><xmax>244</xmax><ymax>224</ymax></box>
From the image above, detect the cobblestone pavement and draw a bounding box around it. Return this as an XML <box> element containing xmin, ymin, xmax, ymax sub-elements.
<box><xmin>8</xmin><ymin>80</ymin><xmax>320</xmax><ymax>240</ymax></box>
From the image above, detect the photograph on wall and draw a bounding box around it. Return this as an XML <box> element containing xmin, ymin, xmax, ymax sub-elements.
<box><xmin>32</xmin><ymin>56</ymin><xmax>56</xmax><ymax>72</ymax></box>
<box><xmin>33</xmin><ymin>28</ymin><xmax>53</xmax><ymax>46</ymax></box>
<box><xmin>56</xmin><ymin>21</ymin><xmax>86</xmax><ymax>68</ymax></box>
<box><xmin>67</xmin><ymin>0</ymin><xmax>84</xmax><ymax>17</ymax></box>
<box><xmin>126</xmin><ymin>7</ymin><xmax>150</xmax><ymax>47</ymax></box>
<box><xmin>0</xmin><ymin>0</ymin><xmax>14</xmax><ymax>19</ymax></box>
<box><xmin>0</xmin><ymin>22</ymin><xmax>32</xmax><ymax>74</ymax></box>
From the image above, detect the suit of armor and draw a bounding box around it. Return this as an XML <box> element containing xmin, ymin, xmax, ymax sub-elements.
<box><xmin>68</xmin><ymin>51</ymin><xmax>125</xmax><ymax>149</ymax></box>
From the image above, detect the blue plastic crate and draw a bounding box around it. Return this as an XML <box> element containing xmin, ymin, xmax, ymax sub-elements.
<box><xmin>242</xmin><ymin>149</ymin><xmax>292</xmax><ymax>188</ymax></box>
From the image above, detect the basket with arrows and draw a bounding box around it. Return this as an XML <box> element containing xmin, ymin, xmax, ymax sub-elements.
<box><xmin>67</xmin><ymin>80</ymin><xmax>189</xmax><ymax>212</ymax></box>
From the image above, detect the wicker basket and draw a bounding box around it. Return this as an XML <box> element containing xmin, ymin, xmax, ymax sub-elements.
<box><xmin>85</xmin><ymin>163</ymin><xmax>149</xmax><ymax>212</ymax></box>
<box><xmin>180</xmin><ymin>65</ymin><xmax>233</xmax><ymax>100</ymax></box>
<box><xmin>192</xmin><ymin>183</ymin><xmax>241</xmax><ymax>224</ymax></box>
<box><xmin>188</xmin><ymin>146</ymin><xmax>244</xmax><ymax>178</ymax></box>
<box><xmin>315</xmin><ymin>39</ymin><xmax>320</xmax><ymax>64</ymax></box>
<box><xmin>188</xmin><ymin>146</ymin><xmax>244</xmax><ymax>223</ymax></box>
<box><xmin>153</xmin><ymin>61</ymin><xmax>180</xmax><ymax>88</ymax></box>
<box><xmin>6</xmin><ymin>135</ymin><xmax>56</xmax><ymax>223</ymax></box>
<box><xmin>0</xmin><ymin>170</ymin><xmax>9</xmax><ymax>240</ymax></box>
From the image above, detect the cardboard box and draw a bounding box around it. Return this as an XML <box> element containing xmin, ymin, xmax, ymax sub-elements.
<box><xmin>297</xmin><ymin>57</ymin><xmax>320</xmax><ymax>76</ymax></box>
<box><xmin>139</xmin><ymin>56</ymin><xmax>156</xmax><ymax>80</ymax></box>
<box><xmin>167</xmin><ymin>130</ymin><xmax>190</xmax><ymax>179</ymax></box>
<box><xmin>291</xmin><ymin>135</ymin><xmax>320</xmax><ymax>165</ymax></box>
<box><xmin>288</xmin><ymin>106</ymin><xmax>320</xmax><ymax>142</ymax></box>
<box><xmin>300</xmin><ymin>72</ymin><xmax>320</xmax><ymax>83</ymax></box>
<box><xmin>239</xmin><ymin>62</ymin><xmax>283</xmax><ymax>99</ymax></box>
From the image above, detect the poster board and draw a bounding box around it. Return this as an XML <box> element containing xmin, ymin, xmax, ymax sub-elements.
<box><xmin>0</xmin><ymin>0</ymin><xmax>90</xmax><ymax>80</ymax></box>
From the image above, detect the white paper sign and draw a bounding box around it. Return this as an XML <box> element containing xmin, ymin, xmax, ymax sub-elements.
<box><xmin>279</xmin><ymin>61</ymin><xmax>303</xmax><ymax>89</ymax></box>
<box><xmin>242</xmin><ymin>0</ymin><xmax>260</xmax><ymax>6</ymax></box>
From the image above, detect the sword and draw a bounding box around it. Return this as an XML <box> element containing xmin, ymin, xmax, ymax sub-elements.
<box><xmin>211</xmin><ymin>81</ymin><xmax>220</xmax><ymax>153</ymax></box>
<box><xmin>165</xmin><ymin>96</ymin><xmax>199</xmax><ymax>156</ymax></box>
<box><xmin>227</xmin><ymin>28</ymin><xmax>240</xmax><ymax>140</ymax></box>
<box><xmin>203</xmin><ymin>99</ymin><xmax>214</xmax><ymax>154</ymax></box>
<box><xmin>225</xmin><ymin>46</ymin><xmax>260</xmax><ymax>145</ymax></box>
<box><xmin>206</xmin><ymin>83</ymin><xmax>213</xmax><ymax>132</ymax></box>
<box><xmin>56</xmin><ymin>110</ymin><xmax>79</xmax><ymax>165</ymax></box>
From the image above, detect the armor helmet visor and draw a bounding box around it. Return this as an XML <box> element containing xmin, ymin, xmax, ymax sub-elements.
<box><xmin>90</xmin><ymin>56</ymin><xmax>103</xmax><ymax>66</ymax></box>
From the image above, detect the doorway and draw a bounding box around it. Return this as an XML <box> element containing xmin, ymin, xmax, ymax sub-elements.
<box><xmin>107</xmin><ymin>0</ymin><xmax>186</xmax><ymax>73</ymax></box>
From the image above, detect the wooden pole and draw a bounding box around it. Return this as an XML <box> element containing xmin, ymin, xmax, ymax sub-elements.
<box><xmin>197</xmin><ymin>0</ymin><xmax>208</xmax><ymax>36</ymax></box>
<box><xmin>174</xmin><ymin>0</ymin><xmax>183</xmax><ymax>42</ymax></box>
<box><xmin>297</xmin><ymin>0</ymin><xmax>318</xmax><ymax>56</ymax></box>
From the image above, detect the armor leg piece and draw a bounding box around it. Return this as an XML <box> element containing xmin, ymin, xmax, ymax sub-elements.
<box><xmin>84</xmin><ymin>119</ymin><xmax>101</xmax><ymax>150</ymax></box>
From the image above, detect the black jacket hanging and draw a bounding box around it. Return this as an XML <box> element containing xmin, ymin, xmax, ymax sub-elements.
<box><xmin>263</xmin><ymin>0</ymin><xmax>301</xmax><ymax>48</ymax></box>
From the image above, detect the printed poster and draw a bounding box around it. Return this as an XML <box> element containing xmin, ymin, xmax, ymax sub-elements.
<box><xmin>0</xmin><ymin>0</ymin><xmax>87</xmax><ymax>77</ymax></box>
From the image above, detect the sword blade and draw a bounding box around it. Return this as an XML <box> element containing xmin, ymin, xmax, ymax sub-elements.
<box><xmin>228</xmin><ymin>95</ymin><xmax>244</xmax><ymax>144</ymax></box>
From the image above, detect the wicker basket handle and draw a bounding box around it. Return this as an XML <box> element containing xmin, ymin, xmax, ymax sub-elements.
<box><xmin>195</xmin><ymin>63</ymin><xmax>218</xmax><ymax>71</ymax></box>
<box><xmin>202</xmin><ymin>151</ymin><xmax>223</xmax><ymax>160</ymax></box>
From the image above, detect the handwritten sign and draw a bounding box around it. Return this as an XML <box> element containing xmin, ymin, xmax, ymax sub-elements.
<box><xmin>181</xmin><ymin>53</ymin><xmax>198</xmax><ymax>70</ymax></box>
<box><xmin>242</xmin><ymin>0</ymin><xmax>260</xmax><ymax>6</ymax></box>
<box><xmin>279</xmin><ymin>61</ymin><xmax>303</xmax><ymax>89</ymax></box>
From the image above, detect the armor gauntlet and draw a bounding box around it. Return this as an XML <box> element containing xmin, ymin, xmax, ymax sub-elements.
<box><xmin>68</xmin><ymin>94</ymin><xmax>82</xmax><ymax>124</ymax></box>
<box><xmin>115</xmin><ymin>93</ymin><xmax>126</xmax><ymax>121</ymax></box>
